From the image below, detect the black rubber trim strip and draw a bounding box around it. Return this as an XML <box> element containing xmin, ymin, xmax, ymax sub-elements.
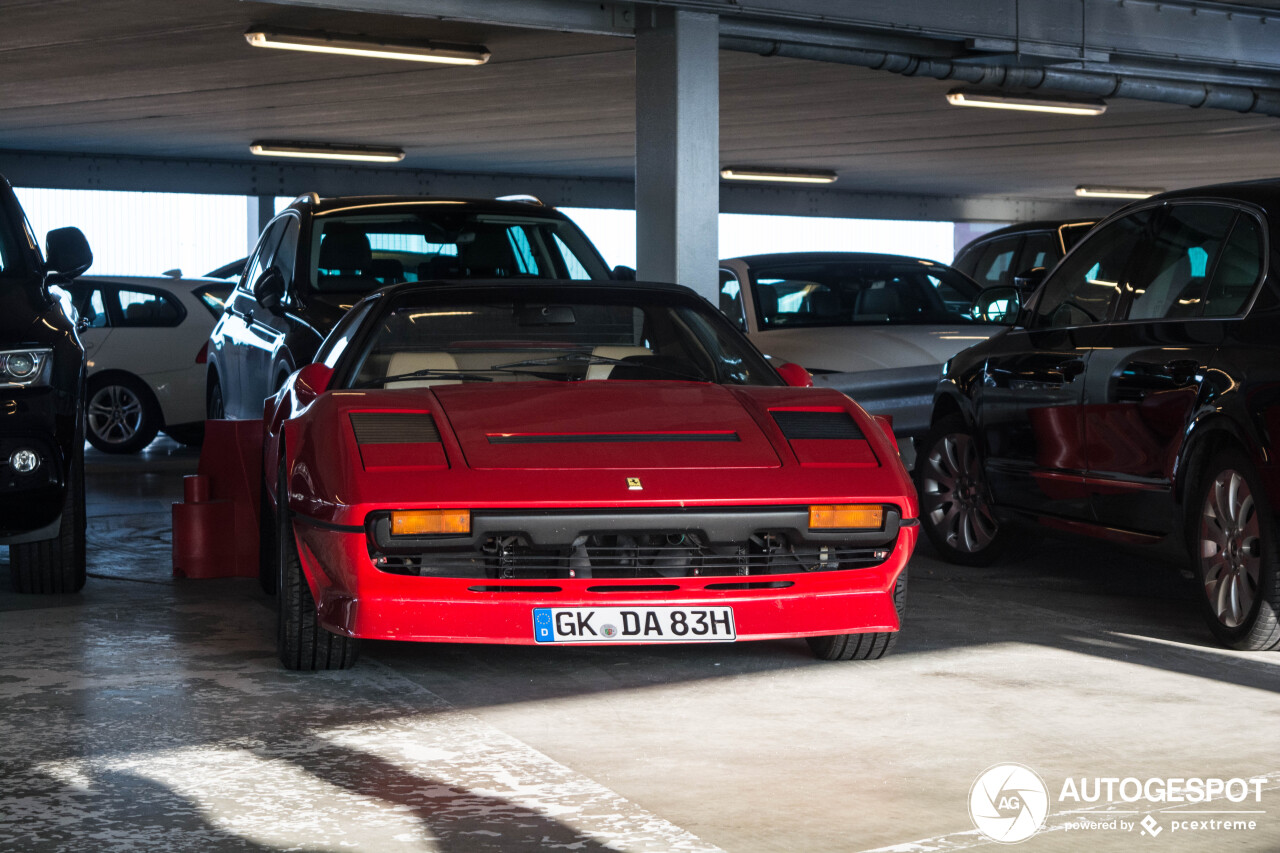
<box><xmin>292</xmin><ymin>514</ymin><xmax>365</xmax><ymax>534</ymax></box>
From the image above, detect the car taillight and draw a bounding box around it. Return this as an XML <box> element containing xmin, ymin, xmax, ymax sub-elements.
<box><xmin>195</xmin><ymin>341</ymin><xmax>209</xmax><ymax>365</ymax></box>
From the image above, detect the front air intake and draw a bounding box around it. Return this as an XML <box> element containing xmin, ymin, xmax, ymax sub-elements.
<box><xmin>771</xmin><ymin>411</ymin><xmax>863</xmax><ymax>440</ymax></box>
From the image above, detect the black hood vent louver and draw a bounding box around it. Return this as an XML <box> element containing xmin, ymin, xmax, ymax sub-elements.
<box><xmin>771</xmin><ymin>411</ymin><xmax>863</xmax><ymax>440</ymax></box>
<box><xmin>350</xmin><ymin>412</ymin><xmax>441</xmax><ymax>444</ymax></box>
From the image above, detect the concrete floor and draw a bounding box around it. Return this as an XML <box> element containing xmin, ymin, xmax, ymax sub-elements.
<box><xmin>2</xmin><ymin>439</ymin><xmax>1279</xmax><ymax>852</ymax></box>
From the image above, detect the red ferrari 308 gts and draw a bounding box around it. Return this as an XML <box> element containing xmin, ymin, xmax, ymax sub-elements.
<box><xmin>259</xmin><ymin>280</ymin><xmax>918</xmax><ymax>669</ymax></box>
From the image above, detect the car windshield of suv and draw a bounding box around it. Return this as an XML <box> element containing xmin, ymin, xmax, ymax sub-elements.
<box><xmin>343</xmin><ymin>286</ymin><xmax>781</xmax><ymax>388</ymax></box>
<box><xmin>308</xmin><ymin>208</ymin><xmax>610</xmax><ymax>292</ymax></box>
<box><xmin>750</xmin><ymin>261</ymin><xmax>981</xmax><ymax>328</ymax></box>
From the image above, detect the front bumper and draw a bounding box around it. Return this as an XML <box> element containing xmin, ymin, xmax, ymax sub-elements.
<box><xmin>0</xmin><ymin>386</ymin><xmax>73</xmax><ymax>541</ymax></box>
<box><xmin>291</xmin><ymin>515</ymin><xmax>917</xmax><ymax>644</ymax></box>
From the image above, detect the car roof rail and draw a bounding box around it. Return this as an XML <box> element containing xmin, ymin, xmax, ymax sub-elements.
<box><xmin>496</xmin><ymin>194</ymin><xmax>544</xmax><ymax>206</ymax></box>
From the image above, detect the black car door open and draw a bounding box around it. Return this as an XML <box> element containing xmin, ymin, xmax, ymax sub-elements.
<box><xmin>1082</xmin><ymin>204</ymin><xmax>1262</xmax><ymax>538</ymax></box>
<box><xmin>978</xmin><ymin>209</ymin><xmax>1154</xmax><ymax>525</ymax></box>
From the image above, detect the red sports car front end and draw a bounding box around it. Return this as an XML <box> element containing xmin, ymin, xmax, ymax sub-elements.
<box><xmin>261</xmin><ymin>280</ymin><xmax>920</xmax><ymax>668</ymax></box>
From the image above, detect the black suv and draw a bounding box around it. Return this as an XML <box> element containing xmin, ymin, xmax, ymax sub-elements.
<box><xmin>207</xmin><ymin>194</ymin><xmax>616</xmax><ymax>419</ymax></box>
<box><xmin>0</xmin><ymin>174</ymin><xmax>93</xmax><ymax>592</ymax></box>
<box><xmin>917</xmin><ymin>179</ymin><xmax>1280</xmax><ymax>650</ymax></box>
<box><xmin>953</xmin><ymin>219</ymin><xmax>1096</xmax><ymax>290</ymax></box>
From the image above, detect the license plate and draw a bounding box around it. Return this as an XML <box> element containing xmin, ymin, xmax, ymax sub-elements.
<box><xmin>533</xmin><ymin>606</ymin><xmax>736</xmax><ymax>644</ymax></box>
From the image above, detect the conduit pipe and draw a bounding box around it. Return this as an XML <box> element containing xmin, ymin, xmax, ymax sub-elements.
<box><xmin>718</xmin><ymin>34</ymin><xmax>1280</xmax><ymax>117</ymax></box>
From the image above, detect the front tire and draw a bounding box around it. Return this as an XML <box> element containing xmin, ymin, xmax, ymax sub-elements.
<box><xmin>915</xmin><ymin>413</ymin><xmax>1007</xmax><ymax>566</ymax></box>
<box><xmin>276</xmin><ymin>458</ymin><xmax>359</xmax><ymax>670</ymax></box>
<box><xmin>807</xmin><ymin>568</ymin><xmax>907</xmax><ymax>661</ymax></box>
<box><xmin>206</xmin><ymin>374</ymin><xmax>225</xmax><ymax>421</ymax></box>
<box><xmin>10</xmin><ymin>442</ymin><xmax>86</xmax><ymax>593</ymax></box>
<box><xmin>1190</xmin><ymin>449</ymin><xmax>1280</xmax><ymax>650</ymax></box>
<box><xmin>85</xmin><ymin>375</ymin><xmax>160</xmax><ymax>453</ymax></box>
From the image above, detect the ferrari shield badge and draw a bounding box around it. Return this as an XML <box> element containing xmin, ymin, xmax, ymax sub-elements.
<box><xmin>626</xmin><ymin>477</ymin><xmax>643</xmax><ymax>490</ymax></box>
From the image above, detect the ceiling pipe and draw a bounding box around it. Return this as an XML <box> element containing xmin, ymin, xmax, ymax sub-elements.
<box><xmin>718</xmin><ymin>34</ymin><xmax>1280</xmax><ymax>117</ymax></box>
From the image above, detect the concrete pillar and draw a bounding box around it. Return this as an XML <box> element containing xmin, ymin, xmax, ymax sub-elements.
<box><xmin>635</xmin><ymin>8</ymin><xmax>719</xmax><ymax>301</ymax></box>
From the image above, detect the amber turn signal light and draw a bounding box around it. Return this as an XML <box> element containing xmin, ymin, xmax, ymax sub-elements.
<box><xmin>391</xmin><ymin>509</ymin><xmax>471</xmax><ymax>535</ymax></box>
<box><xmin>808</xmin><ymin>504</ymin><xmax>883</xmax><ymax>529</ymax></box>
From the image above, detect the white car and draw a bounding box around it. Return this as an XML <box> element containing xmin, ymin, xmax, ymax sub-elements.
<box><xmin>718</xmin><ymin>252</ymin><xmax>1004</xmax><ymax>442</ymax></box>
<box><xmin>61</xmin><ymin>276</ymin><xmax>232</xmax><ymax>452</ymax></box>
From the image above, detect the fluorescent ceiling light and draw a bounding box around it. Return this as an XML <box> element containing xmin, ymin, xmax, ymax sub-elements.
<box><xmin>946</xmin><ymin>88</ymin><xmax>1107</xmax><ymax>116</ymax></box>
<box><xmin>1075</xmin><ymin>185</ymin><xmax>1164</xmax><ymax>199</ymax></box>
<box><xmin>720</xmin><ymin>167</ymin><xmax>838</xmax><ymax>184</ymax></box>
<box><xmin>249</xmin><ymin>141</ymin><xmax>405</xmax><ymax>163</ymax></box>
<box><xmin>245</xmin><ymin>28</ymin><xmax>490</xmax><ymax>66</ymax></box>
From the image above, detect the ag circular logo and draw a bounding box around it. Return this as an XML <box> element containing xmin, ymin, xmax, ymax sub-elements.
<box><xmin>969</xmin><ymin>763</ymin><xmax>1049</xmax><ymax>843</ymax></box>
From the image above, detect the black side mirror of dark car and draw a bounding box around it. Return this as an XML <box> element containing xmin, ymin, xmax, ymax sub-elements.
<box><xmin>971</xmin><ymin>285</ymin><xmax>1024</xmax><ymax>326</ymax></box>
<box><xmin>44</xmin><ymin>227</ymin><xmax>93</xmax><ymax>282</ymax></box>
<box><xmin>1012</xmin><ymin>266</ymin><xmax>1047</xmax><ymax>296</ymax></box>
<box><xmin>612</xmin><ymin>265</ymin><xmax>636</xmax><ymax>281</ymax></box>
<box><xmin>253</xmin><ymin>268</ymin><xmax>287</xmax><ymax>314</ymax></box>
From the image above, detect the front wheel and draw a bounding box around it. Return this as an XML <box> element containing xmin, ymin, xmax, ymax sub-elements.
<box><xmin>206</xmin><ymin>374</ymin><xmax>225</xmax><ymax>420</ymax></box>
<box><xmin>807</xmin><ymin>568</ymin><xmax>907</xmax><ymax>661</ymax></box>
<box><xmin>1190</xmin><ymin>449</ymin><xmax>1280</xmax><ymax>650</ymax></box>
<box><xmin>914</xmin><ymin>414</ymin><xmax>1007</xmax><ymax>566</ymax></box>
<box><xmin>276</xmin><ymin>458</ymin><xmax>360</xmax><ymax>670</ymax></box>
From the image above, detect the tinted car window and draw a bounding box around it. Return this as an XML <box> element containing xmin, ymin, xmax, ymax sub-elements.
<box><xmin>719</xmin><ymin>269</ymin><xmax>746</xmax><ymax>329</ymax></box>
<box><xmin>117</xmin><ymin>289</ymin><xmax>184</xmax><ymax>327</ymax></box>
<box><xmin>1032</xmin><ymin>210</ymin><xmax>1153</xmax><ymax>329</ymax></box>
<box><xmin>1201</xmin><ymin>214</ymin><xmax>1264</xmax><ymax>318</ymax></box>
<box><xmin>193</xmin><ymin>283</ymin><xmax>233</xmax><ymax>318</ymax></box>
<box><xmin>1020</xmin><ymin>232</ymin><xmax>1057</xmax><ymax>272</ymax></box>
<box><xmin>751</xmin><ymin>261</ymin><xmax>979</xmax><ymax>328</ymax></box>
<box><xmin>972</xmin><ymin>237</ymin><xmax>1020</xmax><ymax>288</ymax></box>
<box><xmin>1125</xmin><ymin>204</ymin><xmax>1236</xmax><ymax>322</ymax></box>
<box><xmin>310</xmin><ymin>211</ymin><xmax>609</xmax><ymax>292</ymax></box>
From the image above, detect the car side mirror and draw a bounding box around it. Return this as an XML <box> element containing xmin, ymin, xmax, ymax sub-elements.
<box><xmin>253</xmin><ymin>268</ymin><xmax>287</xmax><ymax>314</ymax></box>
<box><xmin>293</xmin><ymin>363</ymin><xmax>332</xmax><ymax>407</ymax></box>
<box><xmin>1012</xmin><ymin>266</ymin><xmax>1047</xmax><ymax>295</ymax></box>
<box><xmin>971</xmin><ymin>286</ymin><xmax>1024</xmax><ymax>326</ymax></box>
<box><xmin>612</xmin><ymin>265</ymin><xmax>636</xmax><ymax>281</ymax></box>
<box><xmin>44</xmin><ymin>227</ymin><xmax>93</xmax><ymax>281</ymax></box>
<box><xmin>775</xmin><ymin>362</ymin><xmax>814</xmax><ymax>388</ymax></box>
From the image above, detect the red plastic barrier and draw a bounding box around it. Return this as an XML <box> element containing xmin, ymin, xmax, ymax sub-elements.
<box><xmin>172</xmin><ymin>420</ymin><xmax>263</xmax><ymax>579</ymax></box>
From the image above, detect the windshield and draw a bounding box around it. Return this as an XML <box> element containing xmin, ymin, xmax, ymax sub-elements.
<box><xmin>308</xmin><ymin>208</ymin><xmax>610</xmax><ymax>292</ymax></box>
<box><xmin>749</xmin><ymin>261</ymin><xmax>981</xmax><ymax>328</ymax></box>
<box><xmin>340</xmin><ymin>285</ymin><xmax>781</xmax><ymax>389</ymax></box>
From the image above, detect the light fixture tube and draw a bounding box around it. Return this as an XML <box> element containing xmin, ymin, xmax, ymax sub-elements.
<box><xmin>249</xmin><ymin>141</ymin><xmax>406</xmax><ymax>163</ymax></box>
<box><xmin>245</xmin><ymin>28</ymin><xmax>490</xmax><ymax>66</ymax></box>
<box><xmin>1075</xmin><ymin>185</ymin><xmax>1164</xmax><ymax>199</ymax></box>
<box><xmin>720</xmin><ymin>167</ymin><xmax>838</xmax><ymax>184</ymax></box>
<box><xmin>946</xmin><ymin>89</ymin><xmax>1107</xmax><ymax>116</ymax></box>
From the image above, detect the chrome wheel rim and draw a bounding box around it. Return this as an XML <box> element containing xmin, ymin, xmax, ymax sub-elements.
<box><xmin>87</xmin><ymin>384</ymin><xmax>144</xmax><ymax>446</ymax></box>
<box><xmin>920</xmin><ymin>431</ymin><xmax>999</xmax><ymax>554</ymax></box>
<box><xmin>1199</xmin><ymin>469</ymin><xmax>1261</xmax><ymax>629</ymax></box>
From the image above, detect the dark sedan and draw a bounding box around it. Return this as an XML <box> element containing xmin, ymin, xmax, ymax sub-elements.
<box><xmin>916</xmin><ymin>178</ymin><xmax>1280</xmax><ymax>650</ymax></box>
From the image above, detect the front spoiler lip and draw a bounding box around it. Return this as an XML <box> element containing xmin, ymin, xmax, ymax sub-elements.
<box><xmin>291</xmin><ymin>521</ymin><xmax>917</xmax><ymax>644</ymax></box>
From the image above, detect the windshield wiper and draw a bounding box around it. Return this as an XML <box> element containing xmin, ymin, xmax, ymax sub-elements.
<box><xmin>493</xmin><ymin>352</ymin><xmax>707</xmax><ymax>381</ymax></box>
<box><xmin>364</xmin><ymin>368</ymin><xmax>495</xmax><ymax>386</ymax></box>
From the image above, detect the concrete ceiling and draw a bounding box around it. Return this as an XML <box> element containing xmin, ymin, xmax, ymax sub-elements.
<box><xmin>3</xmin><ymin>0</ymin><xmax>1280</xmax><ymax>220</ymax></box>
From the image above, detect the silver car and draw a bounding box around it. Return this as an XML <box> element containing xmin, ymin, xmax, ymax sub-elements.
<box><xmin>718</xmin><ymin>252</ymin><xmax>1003</xmax><ymax>448</ymax></box>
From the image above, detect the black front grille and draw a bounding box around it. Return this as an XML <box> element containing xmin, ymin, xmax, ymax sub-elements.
<box><xmin>371</xmin><ymin>531</ymin><xmax>890</xmax><ymax>580</ymax></box>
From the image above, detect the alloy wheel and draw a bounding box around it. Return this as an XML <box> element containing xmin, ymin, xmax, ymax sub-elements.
<box><xmin>920</xmin><ymin>431</ymin><xmax>999</xmax><ymax>555</ymax></box>
<box><xmin>87</xmin><ymin>383</ymin><xmax>144</xmax><ymax>447</ymax></box>
<box><xmin>1199</xmin><ymin>469</ymin><xmax>1262</xmax><ymax>629</ymax></box>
